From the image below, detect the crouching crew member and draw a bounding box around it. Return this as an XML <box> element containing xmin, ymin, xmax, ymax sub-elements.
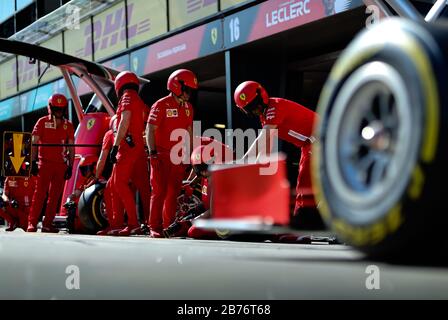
<box><xmin>164</xmin><ymin>140</ymin><xmax>233</xmax><ymax>239</ymax></box>
<box><xmin>67</xmin><ymin>155</ymin><xmax>97</xmax><ymax>202</ymax></box>
<box><xmin>1</xmin><ymin>176</ymin><xmax>37</xmax><ymax>231</ymax></box>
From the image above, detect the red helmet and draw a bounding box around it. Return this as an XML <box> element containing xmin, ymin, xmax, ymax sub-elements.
<box><xmin>191</xmin><ymin>145</ymin><xmax>214</xmax><ymax>166</ymax></box>
<box><xmin>234</xmin><ymin>81</ymin><xmax>269</xmax><ymax>110</ymax></box>
<box><xmin>191</xmin><ymin>145</ymin><xmax>213</xmax><ymax>177</ymax></box>
<box><xmin>79</xmin><ymin>154</ymin><xmax>97</xmax><ymax>167</ymax></box>
<box><xmin>191</xmin><ymin>142</ymin><xmax>232</xmax><ymax>176</ymax></box>
<box><xmin>115</xmin><ymin>71</ymin><xmax>139</xmax><ymax>96</ymax></box>
<box><xmin>167</xmin><ymin>69</ymin><xmax>198</xmax><ymax>96</ymax></box>
<box><xmin>191</xmin><ymin>141</ymin><xmax>232</xmax><ymax>166</ymax></box>
<box><xmin>47</xmin><ymin>93</ymin><xmax>68</xmax><ymax>115</ymax></box>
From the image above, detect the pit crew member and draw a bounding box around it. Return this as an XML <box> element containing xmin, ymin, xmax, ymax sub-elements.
<box><xmin>146</xmin><ymin>69</ymin><xmax>197</xmax><ymax>238</ymax></box>
<box><xmin>1</xmin><ymin>176</ymin><xmax>37</xmax><ymax>231</ymax></box>
<box><xmin>234</xmin><ymin>81</ymin><xmax>324</xmax><ymax>229</ymax></box>
<box><xmin>109</xmin><ymin>71</ymin><xmax>146</xmax><ymax>236</ymax></box>
<box><xmin>164</xmin><ymin>140</ymin><xmax>233</xmax><ymax>239</ymax></box>
<box><xmin>27</xmin><ymin>93</ymin><xmax>75</xmax><ymax>233</ymax></box>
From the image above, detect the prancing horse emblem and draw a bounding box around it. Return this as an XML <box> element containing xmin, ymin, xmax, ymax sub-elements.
<box><xmin>211</xmin><ymin>27</ymin><xmax>218</xmax><ymax>46</ymax></box>
<box><xmin>87</xmin><ymin>119</ymin><xmax>96</xmax><ymax>130</ymax></box>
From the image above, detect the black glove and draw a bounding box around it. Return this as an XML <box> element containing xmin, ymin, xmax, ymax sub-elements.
<box><xmin>109</xmin><ymin>146</ymin><xmax>119</xmax><ymax>164</ymax></box>
<box><xmin>31</xmin><ymin>160</ymin><xmax>39</xmax><ymax>176</ymax></box>
<box><xmin>186</xmin><ymin>204</ymin><xmax>205</xmax><ymax>220</ymax></box>
<box><xmin>125</xmin><ymin>134</ymin><xmax>135</xmax><ymax>148</ymax></box>
<box><xmin>64</xmin><ymin>166</ymin><xmax>73</xmax><ymax>180</ymax></box>
<box><xmin>10</xmin><ymin>199</ymin><xmax>19</xmax><ymax>209</ymax></box>
<box><xmin>0</xmin><ymin>197</ymin><xmax>4</xmax><ymax>209</ymax></box>
<box><xmin>63</xmin><ymin>200</ymin><xmax>76</xmax><ymax>210</ymax></box>
<box><xmin>140</xmin><ymin>223</ymin><xmax>150</xmax><ymax>235</ymax></box>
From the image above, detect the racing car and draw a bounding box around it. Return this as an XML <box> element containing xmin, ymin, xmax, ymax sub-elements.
<box><xmin>0</xmin><ymin>38</ymin><xmax>149</xmax><ymax>234</ymax></box>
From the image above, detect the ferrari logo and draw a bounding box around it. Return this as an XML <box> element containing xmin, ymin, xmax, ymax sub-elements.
<box><xmin>240</xmin><ymin>93</ymin><xmax>246</xmax><ymax>101</ymax></box>
<box><xmin>87</xmin><ymin>119</ymin><xmax>96</xmax><ymax>130</ymax></box>
<box><xmin>24</xmin><ymin>181</ymin><xmax>28</xmax><ymax>187</ymax></box>
<box><xmin>202</xmin><ymin>185</ymin><xmax>207</xmax><ymax>196</ymax></box>
<box><xmin>57</xmin><ymin>98</ymin><xmax>62</xmax><ymax>104</ymax></box>
<box><xmin>186</xmin><ymin>109</ymin><xmax>190</xmax><ymax>117</ymax></box>
<box><xmin>211</xmin><ymin>28</ymin><xmax>218</xmax><ymax>45</ymax></box>
<box><xmin>63</xmin><ymin>124</ymin><xmax>68</xmax><ymax>130</ymax></box>
<box><xmin>195</xmin><ymin>153</ymin><xmax>201</xmax><ymax>161</ymax></box>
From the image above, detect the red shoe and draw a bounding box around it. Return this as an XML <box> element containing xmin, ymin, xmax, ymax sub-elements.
<box><xmin>96</xmin><ymin>228</ymin><xmax>111</xmax><ymax>236</ymax></box>
<box><xmin>118</xmin><ymin>225</ymin><xmax>142</xmax><ymax>237</ymax></box>
<box><xmin>187</xmin><ymin>226</ymin><xmax>219</xmax><ymax>240</ymax></box>
<box><xmin>150</xmin><ymin>230</ymin><xmax>164</xmax><ymax>238</ymax></box>
<box><xmin>6</xmin><ymin>223</ymin><xmax>17</xmax><ymax>232</ymax></box>
<box><xmin>106</xmin><ymin>227</ymin><xmax>123</xmax><ymax>236</ymax></box>
<box><xmin>26</xmin><ymin>224</ymin><xmax>37</xmax><ymax>233</ymax></box>
<box><xmin>42</xmin><ymin>226</ymin><xmax>60</xmax><ymax>233</ymax></box>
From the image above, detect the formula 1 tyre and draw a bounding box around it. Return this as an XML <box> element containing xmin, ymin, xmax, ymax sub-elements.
<box><xmin>313</xmin><ymin>19</ymin><xmax>448</xmax><ymax>262</ymax></box>
<box><xmin>78</xmin><ymin>182</ymin><xmax>109</xmax><ymax>234</ymax></box>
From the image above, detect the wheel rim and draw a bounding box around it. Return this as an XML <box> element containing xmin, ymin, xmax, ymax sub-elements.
<box><xmin>176</xmin><ymin>195</ymin><xmax>202</xmax><ymax>218</ymax></box>
<box><xmin>100</xmin><ymin>198</ymin><xmax>108</xmax><ymax>221</ymax></box>
<box><xmin>324</xmin><ymin>61</ymin><xmax>419</xmax><ymax>223</ymax></box>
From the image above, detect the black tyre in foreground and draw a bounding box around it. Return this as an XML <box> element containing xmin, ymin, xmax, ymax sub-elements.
<box><xmin>78</xmin><ymin>182</ymin><xmax>108</xmax><ymax>234</ymax></box>
<box><xmin>313</xmin><ymin>19</ymin><xmax>448</xmax><ymax>262</ymax></box>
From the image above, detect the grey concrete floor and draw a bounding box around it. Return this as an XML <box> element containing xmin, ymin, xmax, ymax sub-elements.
<box><xmin>0</xmin><ymin>229</ymin><xmax>447</xmax><ymax>300</ymax></box>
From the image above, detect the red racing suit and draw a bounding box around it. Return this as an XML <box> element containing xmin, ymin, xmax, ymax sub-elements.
<box><xmin>138</xmin><ymin>105</ymin><xmax>151</xmax><ymax>223</ymax></box>
<box><xmin>1</xmin><ymin>176</ymin><xmax>37</xmax><ymax>229</ymax></box>
<box><xmin>174</xmin><ymin>137</ymin><xmax>233</xmax><ymax>239</ymax></box>
<box><xmin>29</xmin><ymin>116</ymin><xmax>74</xmax><ymax>228</ymax></box>
<box><xmin>260</xmin><ymin>98</ymin><xmax>318</xmax><ymax>213</ymax></box>
<box><xmin>101</xmin><ymin>130</ymin><xmax>124</xmax><ymax>229</ymax></box>
<box><xmin>148</xmin><ymin>94</ymin><xmax>194</xmax><ymax>231</ymax></box>
<box><xmin>133</xmin><ymin>149</ymin><xmax>151</xmax><ymax>224</ymax></box>
<box><xmin>104</xmin><ymin>131</ymin><xmax>150</xmax><ymax>229</ymax></box>
<box><xmin>186</xmin><ymin>178</ymin><xmax>221</xmax><ymax>240</ymax></box>
<box><xmin>111</xmin><ymin>90</ymin><xmax>146</xmax><ymax>228</ymax></box>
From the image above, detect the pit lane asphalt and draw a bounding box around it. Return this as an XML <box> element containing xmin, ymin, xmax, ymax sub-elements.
<box><xmin>1</xmin><ymin>229</ymin><xmax>447</xmax><ymax>300</ymax></box>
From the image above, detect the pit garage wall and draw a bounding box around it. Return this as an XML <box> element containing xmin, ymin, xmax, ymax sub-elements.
<box><xmin>0</xmin><ymin>0</ymin><xmax>366</xmax><ymax>128</ymax></box>
<box><xmin>0</xmin><ymin>0</ymin><xmax>368</xmax><ymax>199</ymax></box>
<box><xmin>0</xmin><ymin>0</ymin><xmax>256</xmax><ymax>103</ymax></box>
